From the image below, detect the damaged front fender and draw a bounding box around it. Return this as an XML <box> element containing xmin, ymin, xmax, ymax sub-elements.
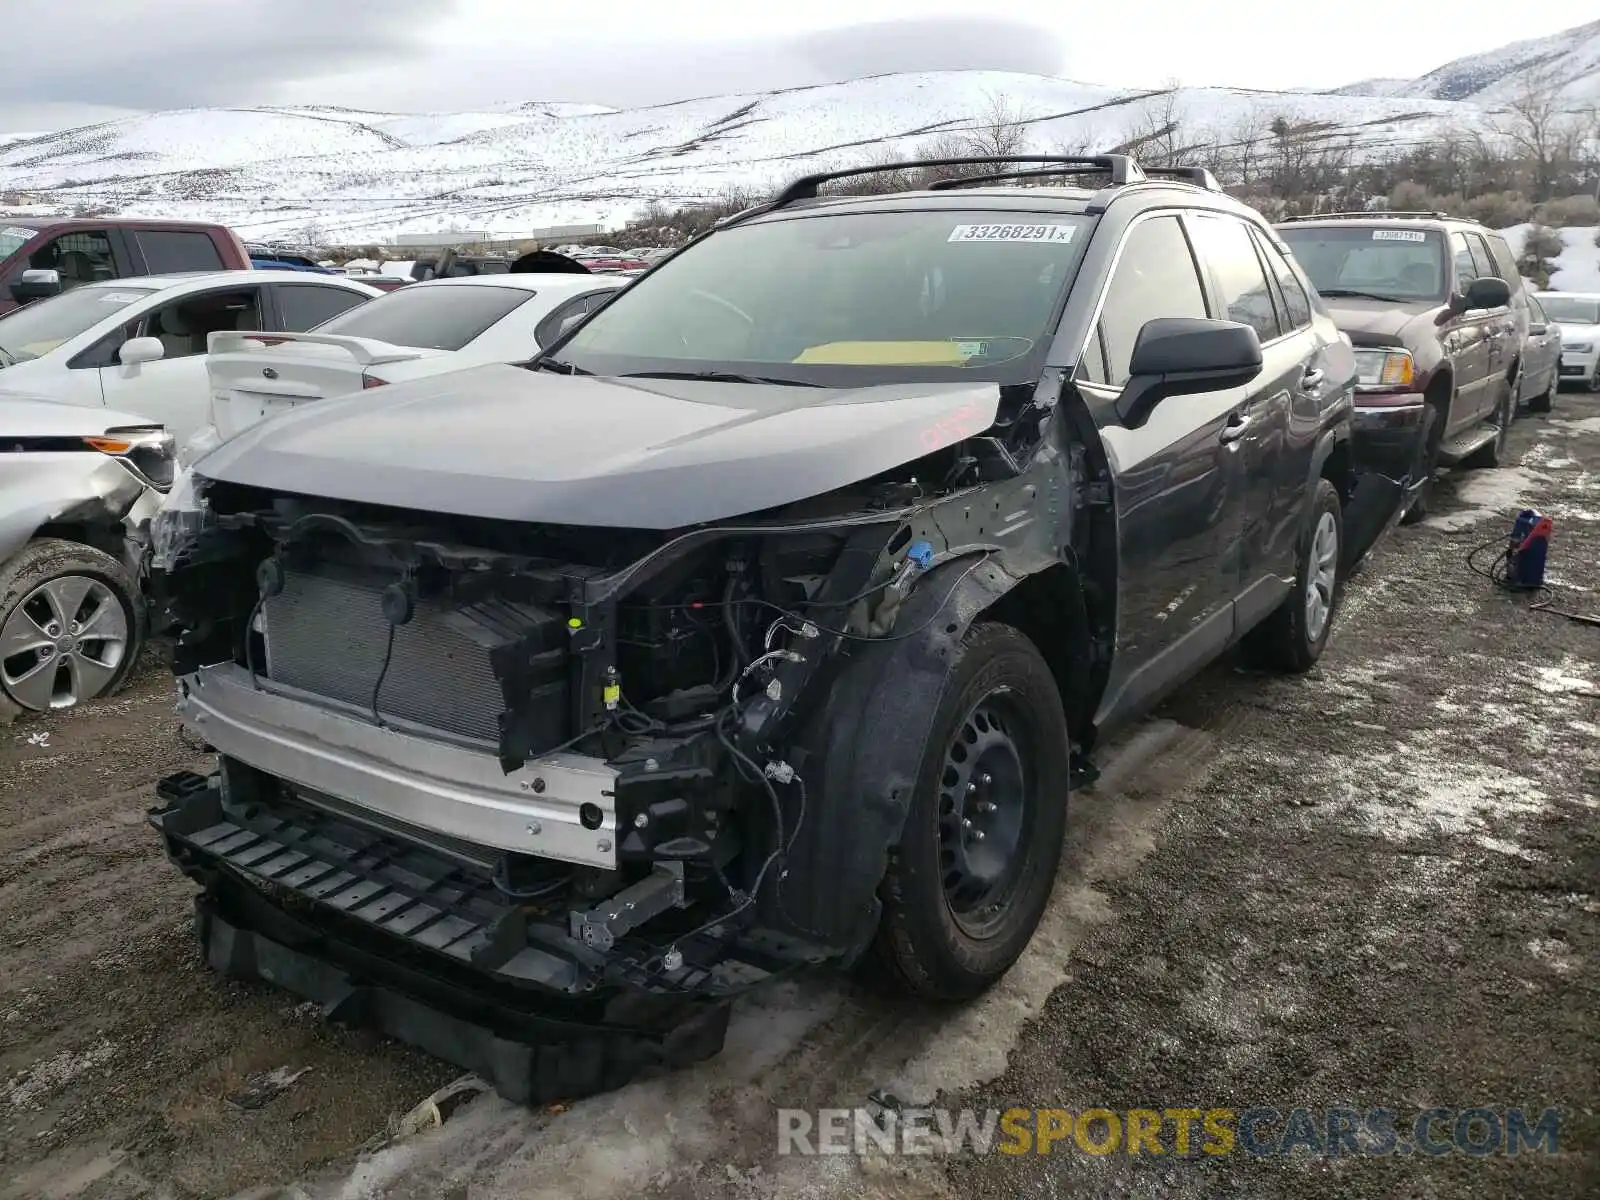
<box><xmin>774</xmin><ymin>553</ymin><xmax>1021</xmax><ymax>956</ymax></box>
<box><xmin>0</xmin><ymin>451</ymin><xmax>154</xmax><ymax>575</ymax></box>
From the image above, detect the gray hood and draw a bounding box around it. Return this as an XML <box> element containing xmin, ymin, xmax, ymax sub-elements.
<box><xmin>192</xmin><ymin>363</ymin><xmax>1003</xmax><ymax>528</ymax></box>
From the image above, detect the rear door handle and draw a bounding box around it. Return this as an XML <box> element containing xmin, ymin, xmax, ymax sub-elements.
<box><xmin>1219</xmin><ymin>413</ymin><xmax>1253</xmax><ymax>444</ymax></box>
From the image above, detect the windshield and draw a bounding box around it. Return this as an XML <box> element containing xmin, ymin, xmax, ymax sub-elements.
<box><xmin>312</xmin><ymin>283</ymin><xmax>534</xmax><ymax>350</ymax></box>
<box><xmin>0</xmin><ymin>225</ymin><xmax>37</xmax><ymax>260</ymax></box>
<box><xmin>0</xmin><ymin>284</ymin><xmax>154</xmax><ymax>362</ymax></box>
<box><xmin>552</xmin><ymin>209</ymin><xmax>1094</xmax><ymax>385</ymax></box>
<box><xmin>1278</xmin><ymin>226</ymin><xmax>1447</xmax><ymax>303</ymax></box>
<box><xmin>1537</xmin><ymin>296</ymin><xmax>1600</xmax><ymax>325</ymax></box>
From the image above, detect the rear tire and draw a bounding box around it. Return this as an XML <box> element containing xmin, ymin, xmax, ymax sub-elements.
<box><xmin>871</xmin><ymin>622</ymin><xmax>1070</xmax><ymax>1001</ymax></box>
<box><xmin>0</xmin><ymin>538</ymin><xmax>144</xmax><ymax>724</ymax></box>
<box><xmin>1247</xmin><ymin>478</ymin><xmax>1341</xmax><ymax>674</ymax></box>
<box><xmin>1527</xmin><ymin>376</ymin><xmax>1554</xmax><ymax>414</ymax></box>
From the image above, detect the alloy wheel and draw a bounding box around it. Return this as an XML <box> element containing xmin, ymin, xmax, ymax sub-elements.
<box><xmin>0</xmin><ymin>574</ymin><xmax>129</xmax><ymax>710</ymax></box>
<box><xmin>1304</xmin><ymin>511</ymin><xmax>1339</xmax><ymax>643</ymax></box>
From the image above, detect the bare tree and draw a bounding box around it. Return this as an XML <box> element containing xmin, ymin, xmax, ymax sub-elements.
<box><xmin>1054</xmin><ymin>124</ymin><xmax>1101</xmax><ymax>157</ymax></box>
<box><xmin>961</xmin><ymin>91</ymin><xmax>1036</xmax><ymax>157</ymax></box>
<box><xmin>1115</xmin><ymin>81</ymin><xmax>1186</xmax><ymax>167</ymax></box>
<box><xmin>1495</xmin><ymin>70</ymin><xmax>1583</xmax><ymax>201</ymax></box>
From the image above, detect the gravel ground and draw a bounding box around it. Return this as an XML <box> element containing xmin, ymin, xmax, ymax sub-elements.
<box><xmin>1</xmin><ymin>408</ymin><xmax>1596</xmax><ymax>1200</ymax></box>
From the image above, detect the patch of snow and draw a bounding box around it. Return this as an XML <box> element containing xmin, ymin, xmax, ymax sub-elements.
<box><xmin>1429</xmin><ymin>466</ymin><xmax>1551</xmax><ymax>532</ymax></box>
<box><xmin>6</xmin><ymin>1039</ymin><xmax>116</xmax><ymax>1108</ymax></box>
<box><xmin>1526</xmin><ymin>937</ymin><xmax>1578</xmax><ymax>973</ymax></box>
<box><xmin>1532</xmin><ymin>664</ymin><xmax>1594</xmax><ymax>694</ymax></box>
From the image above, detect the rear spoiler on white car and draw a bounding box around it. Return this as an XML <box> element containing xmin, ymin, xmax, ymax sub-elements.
<box><xmin>205</xmin><ymin>330</ymin><xmax>426</xmax><ymax>367</ymax></box>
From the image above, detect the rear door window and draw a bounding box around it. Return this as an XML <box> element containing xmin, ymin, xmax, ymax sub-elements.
<box><xmin>1256</xmin><ymin>233</ymin><xmax>1312</xmax><ymax>331</ymax></box>
<box><xmin>136</xmin><ymin>230</ymin><xmax>225</xmax><ymax>274</ymax></box>
<box><xmin>276</xmin><ymin>283</ymin><xmax>369</xmax><ymax>330</ymax></box>
<box><xmin>1482</xmin><ymin>234</ymin><xmax>1520</xmax><ymax>282</ymax></box>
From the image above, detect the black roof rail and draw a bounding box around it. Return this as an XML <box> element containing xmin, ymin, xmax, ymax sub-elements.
<box><xmin>1280</xmin><ymin>210</ymin><xmax>1449</xmax><ymax>222</ymax></box>
<box><xmin>770</xmin><ymin>155</ymin><xmax>1145</xmax><ymax>206</ymax></box>
<box><xmin>1142</xmin><ymin>166</ymin><xmax>1224</xmax><ymax>192</ymax></box>
<box><xmin>926</xmin><ymin>166</ymin><xmax>1114</xmax><ymax>190</ymax></box>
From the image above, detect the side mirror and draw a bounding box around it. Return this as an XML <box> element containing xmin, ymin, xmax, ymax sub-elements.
<box><xmin>1463</xmin><ymin>276</ymin><xmax>1511</xmax><ymax>311</ymax></box>
<box><xmin>1528</xmin><ymin>322</ymin><xmax>1547</xmax><ymax>336</ymax></box>
<box><xmin>1116</xmin><ymin>317</ymin><xmax>1264</xmax><ymax>428</ymax></box>
<box><xmin>9</xmin><ymin>267</ymin><xmax>62</xmax><ymax>304</ymax></box>
<box><xmin>118</xmin><ymin>336</ymin><xmax>165</xmax><ymax>366</ymax></box>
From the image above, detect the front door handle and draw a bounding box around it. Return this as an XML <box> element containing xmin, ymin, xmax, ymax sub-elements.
<box><xmin>1219</xmin><ymin>413</ymin><xmax>1253</xmax><ymax>444</ymax></box>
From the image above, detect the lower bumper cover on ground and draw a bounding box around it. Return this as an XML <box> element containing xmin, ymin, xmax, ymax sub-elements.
<box><xmin>150</xmin><ymin>772</ymin><xmax>734</xmax><ymax>1104</ymax></box>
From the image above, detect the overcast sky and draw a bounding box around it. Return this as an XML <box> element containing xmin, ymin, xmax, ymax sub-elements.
<box><xmin>0</xmin><ymin>1</ymin><xmax>1586</xmax><ymax>132</ymax></box>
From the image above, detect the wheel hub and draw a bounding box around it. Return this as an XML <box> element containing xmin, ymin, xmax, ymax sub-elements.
<box><xmin>0</xmin><ymin>574</ymin><xmax>128</xmax><ymax>711</ymax></box>
<box><xmin>937</xmin><ymin>699</ymin><xmax>1028</xmax><ymax>925</ymax></box>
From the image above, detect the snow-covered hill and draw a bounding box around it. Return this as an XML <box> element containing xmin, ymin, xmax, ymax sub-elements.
<box><xmin>0</xmin><ymin>71</ymin><xmax>1478</xmax><ymax>244</ymax></box>
<box><xmin>1337</xmin><ymin>18</ymin><xmax>1600</xmax><ymax>103</ymax></box>
<box><xmin>1</xmin><ymin>19</ymin><xmax>1596</xmax><ymax>246</ymax></box>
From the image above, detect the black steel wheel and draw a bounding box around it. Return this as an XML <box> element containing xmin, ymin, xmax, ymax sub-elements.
<box><xmin>937</xmin><ymin>693</ymin><xmax>1034</xmax><ymax>938</ymax></box>
<box><xmin>872</xmin><ymin>622</ymin><xmax>1070</xmax><ymax>1001</ymax></box>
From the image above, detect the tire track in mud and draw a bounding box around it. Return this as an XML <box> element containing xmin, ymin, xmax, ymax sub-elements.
<box><xmin>281</xmin><ymin>719</ymin><xmax>1221</xmax><ymax>1200</ymax></box>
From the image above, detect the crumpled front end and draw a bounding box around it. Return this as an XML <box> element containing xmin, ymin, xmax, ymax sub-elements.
<box><xmin>147</xmin><ymin>448</ymin><xmax>1032</xmax><ymax>1097</ymax></box>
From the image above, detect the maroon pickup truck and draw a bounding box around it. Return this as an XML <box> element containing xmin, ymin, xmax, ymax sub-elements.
<box><xmin>0</xmin><ymin>217</ymin><xmax>251</xmax><ymax>314</ymax></box>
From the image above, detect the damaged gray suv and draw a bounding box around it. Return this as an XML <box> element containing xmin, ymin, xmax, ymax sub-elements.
<box><xmin>148</xmin><ymin>155</ymin><xmax>1367</xmax><ymax>1103</ymax></box>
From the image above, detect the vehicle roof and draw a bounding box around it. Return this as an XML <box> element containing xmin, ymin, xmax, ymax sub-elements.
<box><xmin>738</xmin><ymin>181</ymin><xmax>1265</xmax><ymax>225</ymax></box>
<box><xmin>1276</xmin><ymin>214</ymin><xmax>1505</xmax><ymax>235</ymax></box>
<box><xmin>408</xmin><ymin>273</ymin><xmax>625</xmax><ymax>294</ymax></box>
<box><xmin>10</xmin><ymin>216</ymin><xmax>234</xmax><ymax>233</ymax></box>
<box><xmin>72</xmin><ymin>269</ymin><xmax>383</xmax><ymax>292</ymax></box>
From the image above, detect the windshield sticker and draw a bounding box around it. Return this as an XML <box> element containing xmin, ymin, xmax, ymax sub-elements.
<box><xmin>1</xmin><ymin>226</ymin><xmax>37</xmax><ymax>240</ymax></box>
<box><xmin>1372</xmin><ymin>230</ymin><xmax>1427</xmax><ymax>242</ymax></box>
<box><xmin>99</xmin><ymin>292</ymin><xmax>142</xmax><ymax>303</ymax></box>
<box><xmin>948</xmin><ymin>223</ymin><xmax>1077</xmax><ymax>244</ymax></box>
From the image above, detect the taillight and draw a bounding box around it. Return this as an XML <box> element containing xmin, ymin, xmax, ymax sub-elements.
<box><xmin>361</xmin><ymin>374</ymin><xmax>387</xmax><ymax>389</ymax></box>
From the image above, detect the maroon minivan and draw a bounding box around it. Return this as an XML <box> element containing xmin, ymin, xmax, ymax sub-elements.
<box><xmin>0</xmin><ymin>217</ymin><xmax>252</xmax><ymax>314</ymax></box>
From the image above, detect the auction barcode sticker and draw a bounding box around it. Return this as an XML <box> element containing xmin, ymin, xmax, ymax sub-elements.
<box><xmin>1371</xmin><ymin>229</ymin><xmax>1427</xmax><ymax>242</ymax></box>
<box><xmin>949</xmin><ymin>223</ymin><xmax>1077</xmax><ymax>244</ymax></box>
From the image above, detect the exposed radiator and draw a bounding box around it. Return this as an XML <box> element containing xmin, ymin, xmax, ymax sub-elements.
<box><xmin>262</xmin><ymin>566</ymin><xmax>566</xmax><ymax>745</ymax></box>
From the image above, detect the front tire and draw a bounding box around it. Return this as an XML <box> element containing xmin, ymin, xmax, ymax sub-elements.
<box><xmin>1248</xmin><ymin>478</ymin><xmax>1341</xmax><ymax>674</ymax></box>
<box><xmin>871</xmin><ymin>623</ymin><xmax>1070</xmax><ymax>1001</ymax></box>
<box><xmin>1399</xmin><ymin>399</ymin><xmax>1444</xmax><ymax>526</ymax></box>
<box><xmin>0</xmin><ymin>539</ymin><xmax>143</xmax><ymax>722</ymax></box>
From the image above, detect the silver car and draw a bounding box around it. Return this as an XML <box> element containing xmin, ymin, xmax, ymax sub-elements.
<box><xmin>1518</xmin><ymin>294</ymin><xmax>1562</xmax><ymax>412</ymax></box>
<box><xmin>0</xmin><ymin>397</ymin><xmax>174</xmax><ymax>718</ymax></box>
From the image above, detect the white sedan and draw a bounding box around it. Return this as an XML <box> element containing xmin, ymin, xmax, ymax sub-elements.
<box><xmin>0</xmin><ymin>270</ymin><xmax>383</xmax><ymax>446</ymax></box>
<box><xmin>190</xmin><ymin>272</ymin><xmax>626</xmax><ymax>460</ymax></box>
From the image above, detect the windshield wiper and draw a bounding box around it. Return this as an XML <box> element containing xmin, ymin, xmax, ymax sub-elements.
<box><xmin>530</xmin><ymin>357</ymin><xmax>591</xmax><ymax>375</ymax></box>
<box><xmin>1317</xmin><ymin>288</ymin><xmax>1406</xmax><ymax>303</ymax></box>
<box><xmin>620</xmin><ymin>369</ymin><xmax>823</xmax><ymax>387</ymax></box>
<box><xmin>0</xmin><ymin>344</ymin><xmax>14</xmax><ymax>368</ymax></box>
